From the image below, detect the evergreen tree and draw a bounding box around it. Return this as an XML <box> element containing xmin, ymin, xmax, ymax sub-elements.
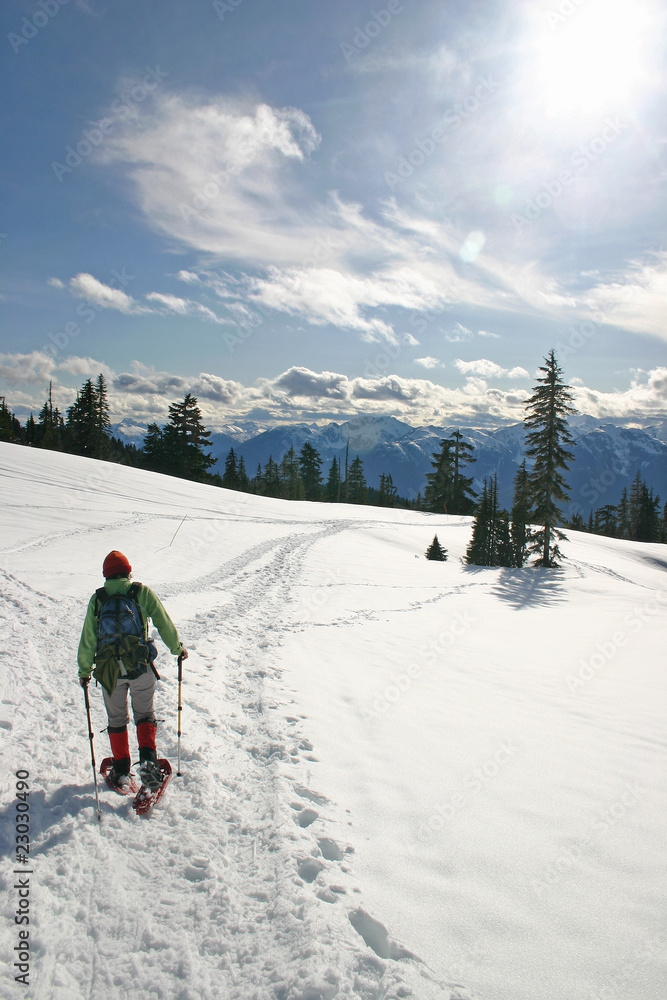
<box><xmin>222</xmin><ymin>448</ymin><xmax>241</xmax><ymax>490</ymax></box>
<box><xmin>425</xmin><ymin>534</ymin><xmax>447</xmax><ymax>561</ymax></box>
<box><xmin>66</xmin><ymin>379</ymin><xmax>98</xmax><ymax>456</ymax></box>
<box><xmin>0</xmin><ymin>397</ymin><xmax>22</xmax><ymax>443</ymax></box>
<box><xmin>496</xmin><ymin>510</ymin><xmax>513</xmax><ymax>567</ymax></box>
<box><xmin>299</xmin><ymin>442</ymin><xmax>323</xmax><ymax>501</ymax></box>
<box><xmin>325</xmin><ymin>456</ymin><xmax>341</xmax><ymax>503</ymax></box>
<box><xmin>595</xmin><ymin>504</ymin><xmax>617</xmax><ymax>537</ymax></box>
<box><xmin>448</xmin><ymin>429</ymin><xmax>477</xmax><ymax>513</ymax></box>
<box><xmin>466</xmin><ymin>479</ymin><xmax>492</xmax><ymax>565</ymax></box>
<box><xmin>377</xmin><ymin>472</ymin><xmax>398</xmax><ymax>508</ymax></box>
<box><xmin>143</xmin><ymin>423</ymin><xmax>166</xmax><ymax>472</ymax></box>
<box><xmin>524</xmin><ymin>350</ymin><xmax>576</xmax><ymax>566</ymax></box>
<box><xmin>237</xmin><ymin>454</ymin><xmax>250</xmax><ymax>492</ymax></box>
<box><xmin>165</xmin><ymin>393</ymin><xmax>215</xmax><ymax>481</ymax></box>
<box><xmin>93</xmin><ymin>373</ymin><xmax>111</xmax><ymax>459</ymax></box>
<box><xmin>424</xmin><ymin>439</ymin><xmax>454</xmax><ymax>513</ymax></box>
<box><xmin>569</xmin><ymin>512</ymin><xmax>586</xmax><ymax>531</ymax></box>
<box><xmin>616</xmin><ymin>487</ymin><xmax>631</xmax><ymax>539</ymax></box>
<box><xmin>280</xmin><ymin>447</ymin><xmax>305</xmax><ymax>500</ymax></box>
<box><xmin>466</xmin><ymin>473</ymin><xmax>513</xmax><ymax>567</ymax></box>
<box><xmin>262</xmin><ymin>456</ymin><xmax>282</xmax><ymax>498</ymax></box>
<box><xmin>347</xmin><ymin>455</ymin><xmax>367</xmax><ymax>504</ymax></box>
<box><xmin>510</xmin><ymin>460</ymin><xmax>530</xmax><ymax>568</ymax></box>
<box><xmin>35</xmin><ymin>382</ymin><xmax>63</xmax><ymax>450</ymax></box>
<box><xmin>662</xmin><ymin>501</ymin><xmax>667</xmax><ymax>544</ymax></box>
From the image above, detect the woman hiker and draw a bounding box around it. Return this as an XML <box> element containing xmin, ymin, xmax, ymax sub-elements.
<box><xmin>78</xmin><ymin>550</ymin><xmax>188</xmax><ymax>790</ymax></box>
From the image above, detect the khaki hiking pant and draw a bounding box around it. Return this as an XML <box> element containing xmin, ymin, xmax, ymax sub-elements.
<box><xmin>103</xmin><ymin>669</ymin><xmax>156</xmax><ymax>729</ymax></box>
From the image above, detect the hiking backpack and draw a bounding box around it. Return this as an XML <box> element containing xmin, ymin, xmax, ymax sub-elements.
<box><xmin>93</xmin><ymin>582</ymin><xmax>157</xmax><ymax>694</ymax></box>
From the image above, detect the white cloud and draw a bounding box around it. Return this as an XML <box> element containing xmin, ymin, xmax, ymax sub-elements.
<box><xmin>455</xmin><ymin>358</ymin><xmax>529</xmax><ymax>379</ymax></box>
<box><xmin>95</xmin><ymin>89</ymin><xmax>620</xmax><ymax>342</ymax></box>
<box><xmin>579</xmin><ymin>252</ymin><xmax>667</xmax><ymax>342</ymax></box>
<box><xmin>69</xmin><ymin>273</ymin><xmax>151</xmax><ymax>314</ymax></box>
<box><xmin>414</xmin><ymin>356</ymin><xmax>442</xmax><ymax>368</ymax></box>
<box><xmin>2</xmin><ymin>354</ymin><xmax>666</xmax><ymax>429</ymax></box>
<box><xmin>0</xmin><ymin>351</ymin><xmax>56</xmax><ymax>385</ymax></box>
<box><xmin>48</xmin><ymin>277</ymin><xmax>65</xmax><ymax>289</ymax></box>
<box><xmin>145</xmin><ymin>292</ymin><xmax>226</xmax><ymax>324</ymax></box>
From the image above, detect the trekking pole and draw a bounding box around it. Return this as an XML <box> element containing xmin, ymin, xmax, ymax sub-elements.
<box><xmin>177</xmin><ymin>653</ymin><xmax>184</xmax><ymax>776</ymax></box>
<box><xmin>83</xmin><ymin>682</ymin><xmax>102</xmax><ymax>821</ymax></box>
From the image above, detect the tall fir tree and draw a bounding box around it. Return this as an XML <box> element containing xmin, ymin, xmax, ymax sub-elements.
<box><xmin>448</xmin><ymin>430</ymin><xmax>477</xmax><ymax>513</ymax></box>
<box><xmin>165</xmin><ymin>393</ymin><xmax>215</xmax><ymax>481</ymax></box>
<box><xmin>524</xmin><ymin>350</ymin><xmax>576</xmax><ymax>566</ymax></box>
<box><xmin>280</xmin><ymin>447</ymin><xmax>305</xmax><ymax>500</ymax></box>
<box><xmin>222</xmin><ymin>448</ymin><xmax>241</xmax><ymax>490</ymax></box>
<box><xmin>424</xmin><ymin>439</ymin><xmax>454</xmax><ymax>513</ymax></box>
<box><xmin>510</xmin><ymin>459</ymin><xmax>530</xmax><ymax>567</ymax></box>
<box><xmin>298</xmin><ymin>442</ymin><xmax>323</xmax><ymax>501</ymax></box>
<box><xmin>346</xmin><ymin>455</ymin><xmax>367</xmax><ymax>504</ymax></box>
<box><xmin>325</xmin><ymin>456</ymin><xmax>341</xmax><ymax>503</ymax></box>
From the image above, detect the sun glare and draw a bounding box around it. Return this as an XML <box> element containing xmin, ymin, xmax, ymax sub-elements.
<box><xmin>534</xmin><ymin>0</ymin><xmax>654</xmax><ymax>117</ymax></box>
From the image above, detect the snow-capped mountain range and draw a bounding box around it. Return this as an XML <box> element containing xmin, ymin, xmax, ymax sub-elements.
<box><xmin>112</xmin><ymin>415</ymin><xmax>667</xmax><ymax>513</ymax></box>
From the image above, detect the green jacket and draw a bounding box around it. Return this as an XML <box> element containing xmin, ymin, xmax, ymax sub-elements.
<box><xmin>77</xmin><ymin>577</ymin><xmax>184</xmax><ymax>679</ymax></box>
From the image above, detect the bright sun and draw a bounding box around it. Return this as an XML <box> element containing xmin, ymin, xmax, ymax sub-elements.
<box><xmin>533</xmin><ymin>0</ymin><xmax>653</xmax><ymax>117</ymax></box>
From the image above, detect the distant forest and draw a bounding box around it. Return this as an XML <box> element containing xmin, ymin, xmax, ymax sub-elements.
<box><xmin>1</xmin><ymin>360</ymin><xmax>665</xmax><ymax>561</ymax></box>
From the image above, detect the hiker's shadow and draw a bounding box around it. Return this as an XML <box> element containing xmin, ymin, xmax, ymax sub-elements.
<box><xmin>0</xmin><ymin>783</ymin><xmax>110</xmax><ymax>862</ymax></box>
<box><xmin>489</xmin><ymin>566</ymin><xmax>566</xmax><ymax>610</ymax></box>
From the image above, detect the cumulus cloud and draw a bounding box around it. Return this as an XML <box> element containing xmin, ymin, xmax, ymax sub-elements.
<box><xmin>455</xmin><ymin>359</ymin><xmax>529</xmax><ymax>379</ymax></box>
<box><xmin>2</xmin><ymin>353</ymin><xmax>666</xmax><ymax>429</ymax></box>
<box><xmin>415</xmin><ymin>356</ymin><xmax>442</xmax><ymax>368</ymax></box>
<box><xmin>0</xmin><ymin>351</ymin><xmax>56</xmax><ymax>385</ymax></box>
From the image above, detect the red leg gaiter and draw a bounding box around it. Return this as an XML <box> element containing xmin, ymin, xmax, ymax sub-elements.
<box><xmin>109</xmin><ymin>729</ymin><xmax>130</xmax><ymax>760</ymax></box>
<box><xmin>137</xmin><ymin>721</ymin><xmax>157</xmax><ymax>752</ymax></box>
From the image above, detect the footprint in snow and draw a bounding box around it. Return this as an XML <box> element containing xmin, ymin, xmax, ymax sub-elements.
<box><xmin>184</xmin><ymin>857</ymin><xmax>212</xmax><ymax>882</ymax></box>
<box><xmin>349</xmin><ymin>908</ymin><xmax>420</xmax><ymax>962</ymax></box>
<box><xmin>294</xmin><ymin>784</ymin><xmax>329</xmax><ymax>806</ymax></box>
<box><xmin>317</xmin><ymin>837</ymin><xmax>346</xmax><ymax>862</ymax></box>
<box><xmin>0</xmin><ymin>720</ymin><xmax>12</xmax><ymax>731</ymax></box>
<box><xmin>295</xmin><ymin>807</ymin><xmax>318</xmax><ymax>828</ymax></box>
<box><xmin>297</xmin><ymin>857</ymin><xmax>325</xmax><ymax>883</ymax></box>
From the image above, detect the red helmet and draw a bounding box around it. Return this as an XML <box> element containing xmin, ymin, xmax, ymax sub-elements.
<box><xmin>102</xmin><ymin>550</ymin><xmax>132</xmax><ymax>578</ymax></box>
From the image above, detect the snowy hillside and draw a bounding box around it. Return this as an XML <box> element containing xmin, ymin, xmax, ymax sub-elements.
<box><xmin>1</xmin><ymin>443</ymin><xmax>666</xmax><ymax>1000</ymax></box>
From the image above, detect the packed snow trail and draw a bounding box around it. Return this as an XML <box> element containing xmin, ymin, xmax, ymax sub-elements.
<box><xmin>0</xmin><ymin>445</ymin><xmax>471</xmax><ymax>1000</ymax></box>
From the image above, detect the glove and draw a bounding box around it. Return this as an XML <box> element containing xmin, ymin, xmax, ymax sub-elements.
<box><xmin>80</xmin><ymin>676</ymin><xmax>90</xmax><ymax>688</ymax></box>
<box><xmin>180</xmin><ymin>647</ymin><xmax>189</xmax><ymax>660</ymax></box>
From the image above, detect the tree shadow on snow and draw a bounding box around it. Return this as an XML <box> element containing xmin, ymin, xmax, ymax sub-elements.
<box><xmin>490</xmin><ymin>566</ymin><xmax>567</xmax><ymax>610</ymax></box>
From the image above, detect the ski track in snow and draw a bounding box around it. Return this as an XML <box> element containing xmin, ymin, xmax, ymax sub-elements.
<box><xmin>0</xmin><ymin>495</ymin><xmax>469</xmax><ymax>1000</ymax></box>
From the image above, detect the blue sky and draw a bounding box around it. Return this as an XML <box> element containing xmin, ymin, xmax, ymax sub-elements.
<box><xmin>1</xmin><ymin>0</ymin><xmax>666</xmax><ymax>432</ymax></box>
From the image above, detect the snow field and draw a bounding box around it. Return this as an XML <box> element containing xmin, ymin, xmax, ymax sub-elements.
<box><xmin>0</xmin><ymin>442</ymin><xmax>665</xmax><ymax>1000</ymax></box>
